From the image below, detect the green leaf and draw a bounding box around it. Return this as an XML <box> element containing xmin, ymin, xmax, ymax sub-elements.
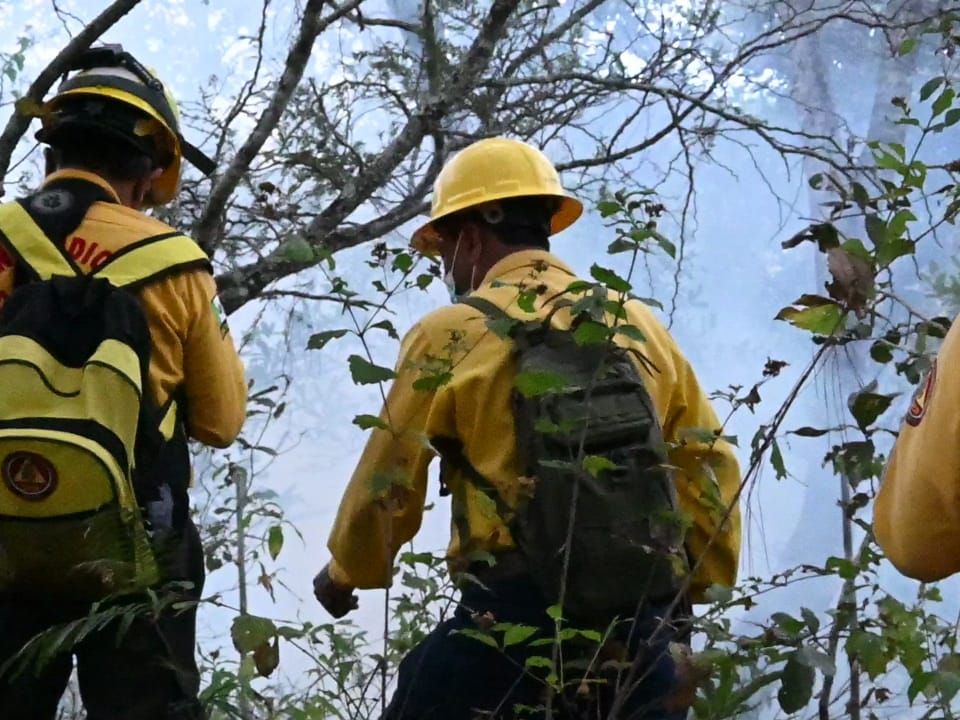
<box><xmin>573</xmin><ymin>320</ymin><xmax>610</xmax><ymax>346</ymax></box>
<box><xmin>607</xmin><ymin>238</ymin><xmax>635</xmax><ymax>254</ymax></box>
<box><xmin>276</xmin><ymin>625</ymin><xmax>306</xmax><ymax>640</ymax></box>
<box><xmin>703</xmin><ymin>584</ymin><xmax>733</xmax><ymax>603</ymax></box>
<box><xmin>778</xmin><ymin>652</ymin><xmax>815</xmax><ymax>713</ymax></box>
<box><xmin>525</xmin><ymin>655</ymin><xmax>554</xmax><ymax>670</ymax></box>
<box><xmin>870</xmin><ymin>340</ymin><xmax>894</xmax><ymax>364</ymax></box>
<box><xmin>252</xmin><ymin>636</ymin><xmax>280</xmax><ymax>678</ymax></box>
<box><xmin>851</xmin><ymin>182</ymin><xmax>870</xmax><ymax>209</ymax></box>
<box><xmin>770</xmin><ymin>440</ymin><xmax>787</xmax><ymax>480</ymax></box>
<box><xmin>920</xmin><ymin>76</ymin><xmax>945</xmax><ymax>102</ymax></box>
<box><xmin>453</xmin><ymin>628</ymin><xmax>499</xmax><ymax>649</ymax></box>
<box><xmin>597</xmin><ymin>200</ymin><xmax>621</xmax><ymax>217</ymax></box>
<box><xmin>877</xmin><ymin>236</ymin><xmax>915</xmax><ymax>267</ymax></box>
<box><xmin>415</xmin><ymin>273</ymin><xmax>434</xmax><ymax>290</ymax></box>
<box><xmin>267</xmin><ymin>525</ymin><xmax>283</xmax><ymax>561</ymax></box>
<box><xmin>791</xmin><ymin>426</ymin><xmax>829</xmax><ymax>437</ymax></box>
<box><xmin>231</xmin><ymin>615</ymin><xmax>277</xmax><ymax>654</ymax></box>
<box><xmin>517</xmin><ymin>289</ymin><xmax>538</xmax><ymax>313</ymax></box>
<box><xmin>945</xmin><ymin>108</ymin><xmax>960</xmax><ymax>128</ymax></box>
<box><xmin>546</xmin><ymin>604</ymin><xmax>563</xmax><ymax>621</ymax></box>
<box><xmin>634</xmin><ymin>296</ymin><xmax>664</xmax><ymax>310</ymax></box>
<box><xmin>484</xmin><ymin>316</ymin><xmax>517</xmax><ymax>339</ymax></box>
<box><xmin>825</xmin><ymin>556</ymin><xmax>858</xmax><ymax>580</ymax></box>
<box><xmin>413</xmin><ymin>372</ymin><xmax>453</xmax><ymax>392</ymax></box>
<box><xmin>392</xmin><ymin>252</ymin><xmax>414</xmax><ymax>273</ymax></box>
<box><xmin>782</xmin><ymin>223</ymin><xmax>839</xmax><ymax>251</ymax></box>
<box><xmin>353</xmin><ymin>414</ymin><xmax>387</xmax><ymax>431</ymax></box>
<box><xmin>888</xmin><ymin>209</ymin><xmax>917</xmax><ymax>238</ymax></box>
<box><xmin>801</xmin><ymin>607</ymin><xmax>820</xmax><ymax>634</ymax></box>
<box><xmin>798</xmin><ymin>646</ymin><xmax>836</xmax><ymax>677</ymax></box>
<box><xmin>848</xmin><ymin>630</ymin><xmax>888</xmax><ymax>679</ymax></box>
<box><xmin>348</xmin><ymin>355</ymin><xmax>396</xmax><ymax>385</ymax></box>
<box><xmin>775</xmin><ymin>303</ymin><xmax>843</xmax><ymax>335</ymax></box>
<box><xmin>616</xmin><ymin>325</ymin><xmax>646</xmax><ymax>343</ymax></box>
<box><xmin>898</xmin><ymin>37</ymin><xmax>917</xmax><ymax>55</ymax></box>
<box><xmin>279</xmin><ymin>236</ymin><xmax>315</xmax><ymax>263</ymax></box>
<box><xmin>370</xmin><ymin>320</ymin><xmax>399</xmax><ymax>339</ymax></box>
<box><xmin>932</xmin><ymin>87</ymin><xmax>956</xmax><ymax>118</ymax></box>
<box><xmin>590</xmin><ymin>264</ymin><xmax>632</xmax><ymax>293</ymax></box>
<box><xmin>864</xmin><ymin>214</ymin><xmax>887</xmax><ymax>248</ymax></box>
<box><xmin>515</xmin><ymin>370</ymin><xmax>571</xmax><ymax>398</ymax></box>
<box><xmin>848</xmin><ymin>387</ymin><xmax>897</xmax><ymax>429</ymax></box>
<box><xmin>583</xmin><ymin>455</ymin><xmax>619</xmax><ymax>478</ymax></box>
<box><xmin>772</xmin><ymin>612</ymin><xmax>805</xmax><ymax>638</ymax></box>
<box><xmin>307</xmin><ymin>329</ymin><xmax>349</xmax><ymax>350</ymax></box>
<box><xmin>564</xmin><ymin>280</ymin><xmax>595</xmax><ymax>295</ymax></box>
<box><xmin>502</xmin><ymin>625</ymin><xmax>539</xmax><ymax>647</ymax></box>
<box><xmin>935</xmin><ymin>671</ymin><xmax>960</xmax><ymax>703</ymax></box>
<box><xmin>908</xmin><ymin>670</ymin><xmax>935</xmax><ymax>702</ymax></box>
<box><xmin>655</xmin><ymin>233</ymin><xmax>677</xmax><ymax>258</ymax></box>
<box><xmin>841</xmin><ymin>238</ymin><xmax>872</xmax><ymax>262</ymax></box>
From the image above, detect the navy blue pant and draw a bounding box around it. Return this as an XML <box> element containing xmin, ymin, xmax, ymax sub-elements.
<box><xmin>382</xmin><ymin>576</ymin><xmax>687</xmax><ymax>720</ymax></box>
<box><xmin>0</xmin><ymin>519</ymin><xmax>205</xmax><ymax>720</ymax></box>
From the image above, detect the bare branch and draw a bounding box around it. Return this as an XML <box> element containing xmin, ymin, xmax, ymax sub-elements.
<box><xmin>195</xmin><ymin>0</ymin><xmax>364</xmax><ymax>251</ymax></box>
<box><xmin>217</xmin><ymin>0</ymin><xmax>523</xmax><ymax>312</ymax></box>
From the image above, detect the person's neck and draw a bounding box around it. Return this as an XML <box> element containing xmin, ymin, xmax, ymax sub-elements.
<box><xmin>59</xmin><ymin>166</ymin><xmax>137</xmax><ymax>208</ymax></box>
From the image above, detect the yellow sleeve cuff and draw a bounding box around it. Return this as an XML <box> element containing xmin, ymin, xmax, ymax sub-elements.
<box><xmin>327</xmin><ymin>558</ymin><xmax>356</xmax><ymax>588</ymax></box>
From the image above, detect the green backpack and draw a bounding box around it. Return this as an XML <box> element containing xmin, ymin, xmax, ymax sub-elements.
<box><xmin>0</xmin><ymin>188</ymin><xmax>206</xmax><ymax>600</ymax></box>
<box><xmin>445</xmin><ymin>296</ymin><xmax>690</xmax><ymax>625</ymax></box>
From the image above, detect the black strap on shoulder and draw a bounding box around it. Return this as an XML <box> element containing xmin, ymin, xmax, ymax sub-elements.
<box><xmin>24</xmin><ymin>179</ymin><xmax>115</xmax><ymax>243</ymax></box>
<box><xmin>1</xmin><ymin>180</ymin><xmax>113</xmax><ymax>284</ymax></box>
<box><xmin>431</xmin><ymin>435</ymin><xmax>514</xmax><ymax>523</ymax></box>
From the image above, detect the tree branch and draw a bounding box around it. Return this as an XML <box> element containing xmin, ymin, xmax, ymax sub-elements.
<box><xmin>217</xmin><ymin>0</ymin><xmax>523</xmax><ymax>312</ymax></box>
<box><xmin>218</xmin><ymin>199</ymin><xmax>429</xmax><ymax>314</ymax></box>
<box><xmin>194</xmin><ymin>0</ymin><xmax>363</xmax><ymax>251</ymax></box>
<box><xmin>0</xmin><ymin>0</ymin><xmax>144</xmax><ymax>192</ymax></box>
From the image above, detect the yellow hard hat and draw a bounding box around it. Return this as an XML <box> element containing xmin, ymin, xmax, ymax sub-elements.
<box><xmin>411</xmin><ymin>137</ymin><xmax>583</xmax><ymax>254</ymax></box>
<box><xmin>37</xmin><ymin>45</ymin><xmax>215</xmax><ymax>206</ymax></box>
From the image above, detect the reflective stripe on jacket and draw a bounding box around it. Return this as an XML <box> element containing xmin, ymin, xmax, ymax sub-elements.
<box><xmin>0</xmin><ymin>169</ymin><xmax>246</xmax><ymax>448</ymax></box>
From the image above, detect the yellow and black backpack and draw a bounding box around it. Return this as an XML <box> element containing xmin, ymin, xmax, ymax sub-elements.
<box><xmin>0</xmin><ymin>182</ymin><xmax>208</xmax><ymax>600</ymax></box>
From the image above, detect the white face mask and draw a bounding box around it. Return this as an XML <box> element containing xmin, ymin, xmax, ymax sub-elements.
<box><xmin>443</xmin><ymin>232</ymin><xmax>468</xmax><ymax>304</ymax></box>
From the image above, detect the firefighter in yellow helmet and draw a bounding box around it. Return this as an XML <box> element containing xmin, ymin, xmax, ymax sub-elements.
<box><xmin>314</xmin><ymin>137</ymin><xmax>741</xmax><ymax>719</ymax></box>
<box><xmin>0</xmin><ymin>46</ymin><xmax>245</xmax><ymax>719</ymax></box>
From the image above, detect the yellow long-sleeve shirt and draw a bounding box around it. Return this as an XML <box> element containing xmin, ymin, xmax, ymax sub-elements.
<box><xmin>0</xmin><ymin>169</ymin><xmax>246</xmax><ymax>448</ymax></box>
<box><xmin>875</xmin><ymin>318</ymin><xmax>960</xmax><ymax>581</ymax></box>
<box><xmin>328</xmin><ymin>249</ymin><xmax>741</xmax><ymax>602</ymax></box>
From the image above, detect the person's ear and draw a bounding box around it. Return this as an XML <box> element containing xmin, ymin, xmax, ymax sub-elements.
<box><xmin>43</xmin><ymin>148</ymin><xmax>57</xmax><ymax>176</ymax></box>
<box><xmin>132</xmin><ymin>167</ymin><xmax>164</xmax><ymax>210</ymax></box>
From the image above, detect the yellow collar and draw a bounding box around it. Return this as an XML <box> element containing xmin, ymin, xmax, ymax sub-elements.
<box><xmin>42</xmin><ymin>169</ymin><xmax>122</xmax><ymax>204</ymax></box>
<box><xmin>480</xmin><ymin>249</ymin><xmax>577</xmax><ymax>287</ymax></box>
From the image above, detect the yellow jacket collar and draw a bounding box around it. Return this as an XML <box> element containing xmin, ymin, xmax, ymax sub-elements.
<box><xmin>480</xmin><ymin>249</ymin><xmax>577</xmax><ymax>288</ymax></box>
<box><xmin>42</xmin><ymin>169</ymin><xmax>122</xmax><ymax>204</ymax></box>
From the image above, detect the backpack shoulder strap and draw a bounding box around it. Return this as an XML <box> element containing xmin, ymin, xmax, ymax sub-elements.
<box><xmin>0</xmin><ymin>202</ymin><xmax>78</xmax><ymax>281</ymax></box>
<box><xmin>93</xmin><ymin>232</ymin><xmax>212</xmax><ymax>290</ymax></box>
<box><xmin>0</xmin><ymin>181</ymin><xmax>115</xmax><ymax>282</ymax></box>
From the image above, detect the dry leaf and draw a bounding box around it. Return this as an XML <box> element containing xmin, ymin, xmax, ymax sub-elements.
<box><xmin>826</xmin><ymin>248</ymin><xmax>874</xmax><ymax>316</ymax></box>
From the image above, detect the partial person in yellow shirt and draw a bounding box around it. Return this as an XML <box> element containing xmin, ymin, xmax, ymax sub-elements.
<box><xmin>875</xmin><ymin>323</ymin><xmax>960</xmax><ymax>581</ymax></box>
<box><xmin>314</xmin><ymin>137</ymin><xmax>741</xmax><ymax>720</ymax></box>
<box><xmin>0</xmin><ymin>46</ymin><xmax>245</xmax><ymax>720</ymax></box>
